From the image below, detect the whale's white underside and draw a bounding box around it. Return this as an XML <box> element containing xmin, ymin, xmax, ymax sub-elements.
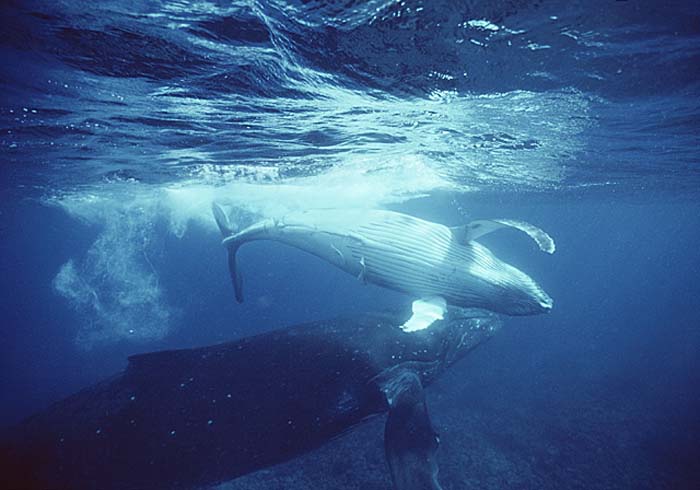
<box><xmin>215</xmin><ymin>207</ymin><xmax>554</xmax><ymax>329</ymax></box>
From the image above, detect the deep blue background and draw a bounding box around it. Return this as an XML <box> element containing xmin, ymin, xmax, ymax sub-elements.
<box><xmin>2</xmin><ymin>193</ymin><xmax>699</xmax><ymax>489</ymax></box>
<box><xmin>1</xmin><ymin>0</ymin><xmax>699</xmax><ymax>488</ymax></box>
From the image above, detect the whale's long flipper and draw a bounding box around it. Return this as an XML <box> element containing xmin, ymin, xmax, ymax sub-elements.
<box><xmin>212</xmin><ymin>203</ymin><xmax>244</xmax><ymax>302</ymax></box>
<box><xmin>451</xmin><ymin>219</ymin><xmax>556</xmax><ymax>254</ymax></box>
<box><xmin>382</xmin><ymin>370</ymin><xmax>443</xmax><ymax>490</ymax></box>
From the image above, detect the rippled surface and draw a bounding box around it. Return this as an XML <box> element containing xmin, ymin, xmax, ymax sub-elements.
<box><xmin>3</xmin><ymin>0</ymin><xmax>697</xmax><ymax>347</ymax></box>
<box><xmin>2</xmin><ymin>0</ymin><xmax>698</xmax><ymax>202</ymax></box>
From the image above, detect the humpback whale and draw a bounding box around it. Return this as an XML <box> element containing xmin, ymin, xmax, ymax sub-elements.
<box><xmin>1</xmin><ymin>310</ymin><xmax>500</xmax><ymax>490</ymax></box>
<box><xmin>213</xmin><ymin>205</ymin><xmax>554</xmax><ymax>327</ymax></box>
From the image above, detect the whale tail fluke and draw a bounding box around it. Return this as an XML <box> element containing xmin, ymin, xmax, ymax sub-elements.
<box><xmin>212</xmin><ymin>202</ymin><xmax>244</xmax><ymax>303</ymax></box>
<box><xmin>212</xmin><ymin>201</ymin><xmax>235</xmax><ymax>237</ymax></box>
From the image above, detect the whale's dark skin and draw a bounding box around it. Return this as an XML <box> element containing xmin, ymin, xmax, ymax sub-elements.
<box><xmin>1</xmin><ymin>311</ymin><xmax>500</xmax><ymax>490</ymax></box>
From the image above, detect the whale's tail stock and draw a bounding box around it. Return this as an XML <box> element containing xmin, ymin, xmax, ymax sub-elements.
<box><xmin>212</xmin><ymin>201</ymin><xmax>237</xmax><ymax>237</ymax></box>
<box><xmin>212</xmin><ymin>201</ymin><xmax>244</xmax><ymax>303</ymax></box>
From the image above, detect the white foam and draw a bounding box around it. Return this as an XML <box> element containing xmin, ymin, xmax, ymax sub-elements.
<box><xmin>164</xmin><ymin>154</ymin><xmax>454</xmax><ymax>233</ymax></box>
<box><xmin>49</xmin><ymin>153</ymin><xmax>451</xmax><ymax>346</ymax></box>
<box><xmin>465</xmin><ymin>19</ymin><xmax>500</xmax><ymax>32</ymax></box>
<box><xmin>48</xmin><ymin>86</ymin><xmax>590</xmax><ymax>346</ymax></box>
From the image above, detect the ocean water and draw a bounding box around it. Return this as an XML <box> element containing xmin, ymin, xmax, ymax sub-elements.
<box><xmin>1</xmin><ymin>0</ymin><xmax>699</xmax><ymax>488</ymax></box>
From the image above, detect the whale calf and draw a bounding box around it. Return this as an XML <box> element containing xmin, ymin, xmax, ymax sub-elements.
<box><xmin>213</xmin><ymin>206</ymin><xmax>554</xmax><ymax>328</ymax></box>
<box><xmin>1</xmin><ymin>310</ymin><xmax>501</xmax><ymax>490</ymax></box>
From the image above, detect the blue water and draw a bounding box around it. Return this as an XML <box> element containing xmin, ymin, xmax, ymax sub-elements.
<box><xmin>1</xmin><ymin>0</ymin><xmax>699</xmax><ymax>488</ymax></box>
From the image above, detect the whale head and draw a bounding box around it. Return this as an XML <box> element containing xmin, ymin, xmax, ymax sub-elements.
<box><xmin>490</xmin><ymin>260</ymin><xmax>553</xmax><ymax>315</ymax></box>
<box><xmin>462</xmin><ymin>243</ymin><xmax>553</xmax><ymax>316</ymax></box>
<box><xmin>440</xmin><ymin>310</ymin><xmax>503</xmax><ymax>366</ymax></box>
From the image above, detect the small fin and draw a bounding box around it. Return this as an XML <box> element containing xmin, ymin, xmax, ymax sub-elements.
<box><xmin>451</xmin><ymin>219</ymin><xmax>555</xmax><ymax>254</ymax></box>
<box><xmin>401</xmin><ymin>297</ymin><xmax>447</xmax><ymax>333</ymax></box>
<box><xmin>357</xmin><ymin>256</ymin><xmax>367</xmax><ymax>284</ymax></box>
<box><xmin>382</xmin><ymin>370</ymin><xmax>443</xmax><ymax>490</ymax></box>
<box><xmin>212</xmin><ymin>202</ymin><xmax>234</xmax><ymax>237</ymax></box>
<box><xmin>331</xmin><ymin>243</ymin><xmax>345</xmax><ymax>263</ymax></box>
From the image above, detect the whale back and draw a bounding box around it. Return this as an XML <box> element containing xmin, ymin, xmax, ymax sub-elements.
<box><xmin>2</xmin><ymin>313</ymin><xmax>454</xmax><ymax>490</ymax></box>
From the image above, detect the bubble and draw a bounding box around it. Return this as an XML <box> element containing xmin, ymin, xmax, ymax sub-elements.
<box><xmin>52</xmin><ymin>191</ymin><xmax>173</xmax><ymax>349</ymax></box>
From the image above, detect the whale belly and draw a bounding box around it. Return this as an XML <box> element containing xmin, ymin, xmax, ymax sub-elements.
<box><xmin>347</xmin><ymin>215</ymin><xmax>470</xmax><ymax>300</ymax></box>
<box><xmin>269</xmin><ymin>209</ymin><xmax>476</xmax><ymax>303</ymax></box>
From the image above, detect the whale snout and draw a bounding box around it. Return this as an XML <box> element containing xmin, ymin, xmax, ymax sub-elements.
<box><xmin>488</xmin><ymin>264</ymin><xmax>553</xmax><ymax>316</ymax></box>
<box><xmin>442</xmin><ymin>313</ymin><xmax>503</xmax><ymax>365</ymax></box>
<box><xmin>534</xmin><ymin>288</ymin><xmax>554</xmax><ymax>313</ymax></box>
<box><xmin>506</xmin><ymin>281</ymin><xmax>553</xmax><ymax>315</ymax></box>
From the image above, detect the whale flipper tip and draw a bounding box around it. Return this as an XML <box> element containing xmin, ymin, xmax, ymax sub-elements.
<box><xmin>212</xmin><ymin>202</ymin><xmax>234</xmax><ymax>237</ymax></box>
<box><xmin>453</xmin><ymin>219</ymin><xmax>556</xmax><ymax>254</ymax></box>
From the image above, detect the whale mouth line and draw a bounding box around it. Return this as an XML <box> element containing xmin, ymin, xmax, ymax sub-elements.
<box><xmin>539</xmin><ymin>294</ymin><xmax>554</xmax><ymax>312</ymax></box>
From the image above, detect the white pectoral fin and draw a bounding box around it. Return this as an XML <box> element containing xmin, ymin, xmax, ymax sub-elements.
<box><xmin>401</xmin><ymin>297</ymin><xmax>447</xmax><ymax>333</ymax></box>
<box><xmin>451</xmin><ymin>219</ymin><xmax>555</xmax><ymax>254</ymax></box>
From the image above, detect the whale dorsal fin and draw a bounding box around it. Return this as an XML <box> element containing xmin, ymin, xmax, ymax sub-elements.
<box><xmin>451</xmin><ymin>219</ymin><xmax>555</xmax><ymax>254</ymax></box>
<box><xmin>381</xmin><ymin>370</ymin><xmax>444</xmax><ymax>490</ymax></box>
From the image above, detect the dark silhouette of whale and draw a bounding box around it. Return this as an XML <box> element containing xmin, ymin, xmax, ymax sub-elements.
<box><xmin>1</xmin><ymin>310</ymin><xmax>501</xmax><ymax>490</ymax></box>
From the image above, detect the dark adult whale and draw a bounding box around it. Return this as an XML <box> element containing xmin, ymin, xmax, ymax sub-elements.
<box><xmin>1</xmin><ymin>310</ymin><xmax>501</xmax><ymax>490</ymax></box>
<box><xmin>212</xmin><ymin>205</ymin><xmax>554</xmax><ymax>329</ymax></box>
